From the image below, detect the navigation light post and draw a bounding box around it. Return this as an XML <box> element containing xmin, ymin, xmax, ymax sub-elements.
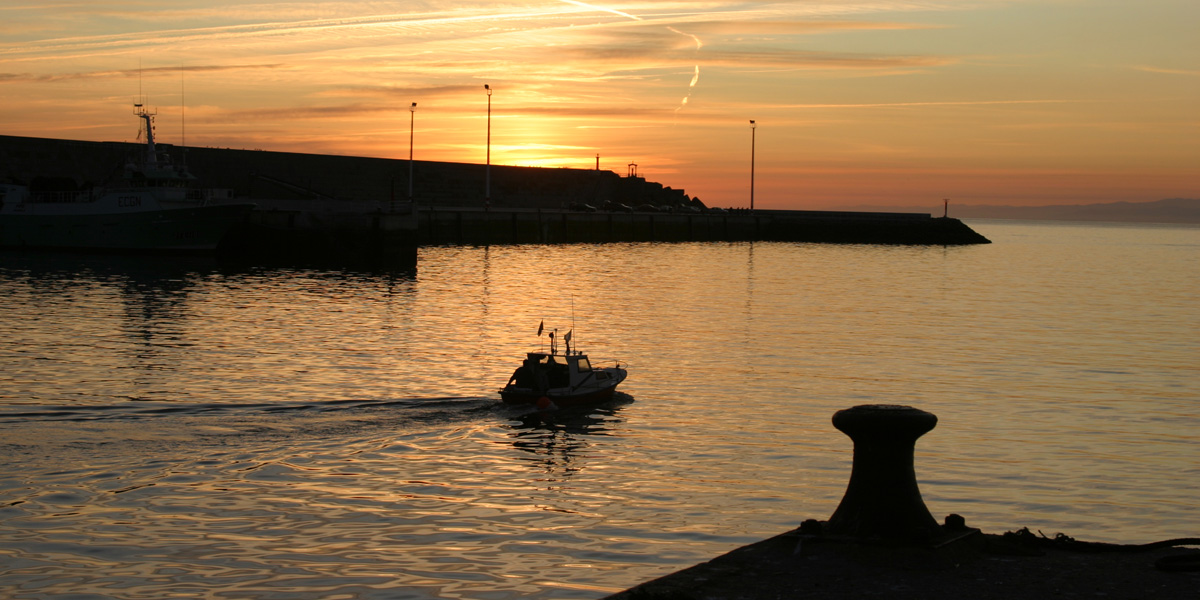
<box><xmin>484</xmin><ymin>84</ymin><xmax>492</xmax><ymax>211</ymax></box>
<box><xmin>409</xmin><ymin>102</ymin><xmax>416</xmax><ymax>204</ymax></box>
<box><xmin>750</xmin><ymin>119</ymin><xmax>757</xmax><ymax>213</ymax></box>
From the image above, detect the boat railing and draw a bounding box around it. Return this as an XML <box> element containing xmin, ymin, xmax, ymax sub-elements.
<box><xmin>29</xmin><ymin>190</ymin><xmax>93</xmax><ymax>204</ymax></box>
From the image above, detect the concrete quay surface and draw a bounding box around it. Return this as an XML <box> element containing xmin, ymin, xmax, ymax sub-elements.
<box><xmin>604</xmin><ymin>525</ymin><xmax>1200</xmax><ymax>600</ymax></box>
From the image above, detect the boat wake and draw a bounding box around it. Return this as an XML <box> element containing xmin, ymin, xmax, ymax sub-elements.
<box><xmin>0</xmin><ymin>396</ymin><xmax>495</xmax><ymax>424</ymax></box>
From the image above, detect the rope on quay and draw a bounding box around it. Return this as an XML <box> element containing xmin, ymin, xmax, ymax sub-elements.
<box><xmin>1001</xmin><ymin>528</ymin><xmax>1200</xmax><ymax>571</ymax></box>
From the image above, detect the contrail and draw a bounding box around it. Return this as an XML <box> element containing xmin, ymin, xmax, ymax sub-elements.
<box><xmin>668</xmin><ymin>27</ymin><xmax>702</xmax><ymax>112</ymax></box>
<box><xmin>557</xmin><ymin>2</ymin><xmax>703</xmax><ymax>112</ymax></box>
<box><xmin>558</xmin><ymin>0</ymin><xmax>642</xmax><ymax>21</ymax></box>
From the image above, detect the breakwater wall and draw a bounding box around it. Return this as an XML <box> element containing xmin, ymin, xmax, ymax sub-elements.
<box><xmin>419</xmin><ymin>207</ymin><xmax>989</xmax><ymax>245</ymax></box>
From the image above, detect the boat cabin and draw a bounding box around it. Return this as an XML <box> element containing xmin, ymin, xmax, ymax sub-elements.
<box><xmin>509</xmin><ymin>351</ymin><xmax>605</xmax><ymax>392</ymax></box>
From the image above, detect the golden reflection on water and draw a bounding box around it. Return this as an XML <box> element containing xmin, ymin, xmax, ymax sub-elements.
<box><xmin>1</xmin><ymin>222</ymin><xmax>1198</xmax><ymax>598</ymax></box>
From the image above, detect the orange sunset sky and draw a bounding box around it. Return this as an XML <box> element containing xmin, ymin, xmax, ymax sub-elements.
<box><xmin>1</xmin><ymin>0</ymin><xmax>1196</xmax><ymax>210</ymax></box>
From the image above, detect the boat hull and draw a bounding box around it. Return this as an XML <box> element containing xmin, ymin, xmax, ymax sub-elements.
<box><xmin>499</xmin><ymin>367</ymin><xmax>627</xmax><ymax>407</ymax></box>
<box><xmin>0</xmin><ymin>203</ymin><xmax>255</xmax><ymax>252</ymax></box>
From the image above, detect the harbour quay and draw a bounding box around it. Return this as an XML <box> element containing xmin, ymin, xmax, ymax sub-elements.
<box><xmin>1</xmin><ymin>135</ymin><xmax>989</xmax><ymax>262</ymax></box>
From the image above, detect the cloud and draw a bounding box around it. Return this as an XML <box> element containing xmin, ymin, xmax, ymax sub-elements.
<box><xmin>1133</xmin><ymin>65</ymin><xmax>1200</xmax><ymax>77</ymax></box>
<box><xmin>773</xmin><ymin>99</ymin><xmax>1081</xmax><ymax>110</ymax></box>
<box><xmin>681</xmin><ymin>20</ymin><xmax>946</xmax><ymax>35</ymax></box>
<box><xmin>558</xmin><ymin>0</ymin><xmax>643</xmax><ymax>21</ymax></box>
<box><xmin>0</xmin><ymin>5</ymin><xmax>581</xmax><ymax>58</ymax></box>
<box><xmin>543</xmin><ymin>38</ymin><xmax>951</xmax><ymax>72</ymax></box>
<box><xmin>325</xmin><ymin>84</ymin><xmax>495</xmax><ymax>100</ymax></box>
<box><xmin>0</xmin><ymin>64</ymin><xmax>284</xmax><ymax>83</ymax></box>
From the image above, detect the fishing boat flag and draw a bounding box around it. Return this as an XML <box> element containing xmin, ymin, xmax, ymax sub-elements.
<box><xmin>537</xmin><ymin>321</ymin><xmax>544</xmax><ymax>336</ymax></box>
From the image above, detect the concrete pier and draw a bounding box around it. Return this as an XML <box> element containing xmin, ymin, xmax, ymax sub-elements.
<box><xmin>605</xmin><ymin>406</ymin><xmax>1200</xmax><ymax>599</ymax></box>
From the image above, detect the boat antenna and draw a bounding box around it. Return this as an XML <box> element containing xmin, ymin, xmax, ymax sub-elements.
<box><xmin>132</xmin><ymin>60</ymin><xmax>157</xmax><ymax>166</ymax></box>
<box><xmin>180</xmin><ymin>69</ymin><xmax>187</xmax><ymax>168</ymax></box>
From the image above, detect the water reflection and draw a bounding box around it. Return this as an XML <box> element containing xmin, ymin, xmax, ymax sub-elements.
<box><xmin>0</xmin><ymin>251</ymin><xmax>421</xmax><ymax>407</ymax></box>
<box><xmin>507</xmin><ymin>396</ymin><xmax>632</xmax><ymax>483</ymax></box>
<box><xmin>0</xmin><ymin>251</ymin><xmax>214</xmax><ymax>290</ymax></box>
<box><xmin>1</xmin><ymin>253</ymin><xmax>216</xmax><ymax>393</ymax></box>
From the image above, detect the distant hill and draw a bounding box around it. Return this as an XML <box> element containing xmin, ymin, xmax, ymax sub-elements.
<box><xmin>842</xmin><ymin>198</ymin><xmax>1200</xmax><ymax>224</ymax></box>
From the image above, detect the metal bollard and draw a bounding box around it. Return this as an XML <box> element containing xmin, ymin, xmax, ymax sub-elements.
<box><xmin>826</xmin><ymin>404</ymin><xmax>942</xmax><ymax>541</ymax></box>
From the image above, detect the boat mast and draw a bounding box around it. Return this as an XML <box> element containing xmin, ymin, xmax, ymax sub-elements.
<box><xmin>134</xmin><ymin>102</ymin><xmax>158</xmax><ymax>168</ymax></box>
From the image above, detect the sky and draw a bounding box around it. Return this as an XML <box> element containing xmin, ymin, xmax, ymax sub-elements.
<box><xmin>1</xmin><ymin>0</ymin><xmax>1197</xmax><ymax>210</ymax></box>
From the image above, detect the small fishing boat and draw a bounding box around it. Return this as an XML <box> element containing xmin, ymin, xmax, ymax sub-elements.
<box><xmin>0</xmin><ymin>104</ymin><xmax>254</xmax><ymax>252</ymax></box>
<box><xmin>499</xmin><ymin>326</ymin><xmax>627</xmax><ymax>408</ymax></box>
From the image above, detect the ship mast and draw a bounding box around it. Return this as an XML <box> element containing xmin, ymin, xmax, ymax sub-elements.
<box><xmin>134</xmin><ymin>102</ymin><xmax>157</xmax><ymax>168</ymax></box>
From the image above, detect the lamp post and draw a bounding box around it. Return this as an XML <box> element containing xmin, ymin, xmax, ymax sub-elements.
<box><xmin>749</xmin><ymin>120</ymin><xmax>757</xmax><ymax>213</ymax></box>
<box><xmin>484</xmin><ymin>84</ymin><xmax>492</xmax><ymax>211</ymax></box>
<box><xmin>408</xmin><ymin>102</ymin><xmax>416</xmax><ymax>204</ymax></box>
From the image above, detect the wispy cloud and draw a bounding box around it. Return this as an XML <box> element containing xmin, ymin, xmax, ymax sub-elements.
<box><xmin>1133</xmin><ymin>65</ymin><xmax>1200</xmax><ymax>77</ymax></box>
<box><xmin>777</xmin><ymin>99</ymin><xmax>1081</xmax><ymax>109</ymax></box>
<box><xmin>0</xmin><ymin>64</ymin><xmax>283</xmax><ymax>83</ymax></box>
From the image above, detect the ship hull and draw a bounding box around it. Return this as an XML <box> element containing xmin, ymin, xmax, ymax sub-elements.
<box><xmin>0</xmin><ymin>204</ymin><xmax>254</xmax><ymax>252</ymax></box>
<box><xmin>499</xmin><ymin>367</ymin><xmax>627</xmax><ymax>407</ymax></box>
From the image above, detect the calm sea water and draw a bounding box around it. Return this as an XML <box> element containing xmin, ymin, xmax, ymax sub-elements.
<box><xmin>1</xmin><ymin>220</ymin><xmax>1197</xmax><ymax>599</ymax></box>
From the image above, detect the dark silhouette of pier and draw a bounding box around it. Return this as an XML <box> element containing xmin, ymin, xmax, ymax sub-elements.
<box><xmin>2</xmin><ymin>135</ymin><xmax>990</xmax><ymax>264</ymax></box>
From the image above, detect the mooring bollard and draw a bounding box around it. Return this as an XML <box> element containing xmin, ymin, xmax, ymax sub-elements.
<box><xmin>825</xmin><ymin>404</ymin><xmax>942</xmax><ymax>541</ymax></box>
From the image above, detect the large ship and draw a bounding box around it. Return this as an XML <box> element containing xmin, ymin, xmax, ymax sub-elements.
<box><xmin>0</xmin><ymin>105</ymin><xmax>254</xmax><ymax>252</ymax></box>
